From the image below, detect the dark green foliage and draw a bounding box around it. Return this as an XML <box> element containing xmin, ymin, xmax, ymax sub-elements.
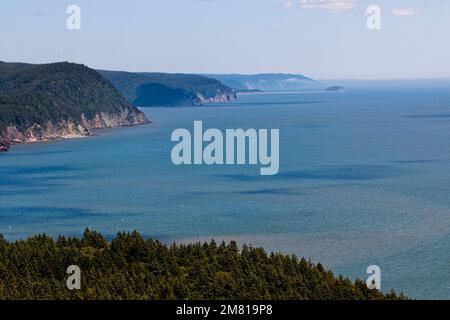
<box><xmin>133</xmin><ymin>83</ymin><xmax>196</xmax><ymax>107</ymax></box>
<box><xmin>0</xmin><ymin>61</ymin><xmax>143</xmax><ymax>134</ymax></box>
<box><xmin>0</xmin><ymin>230</ymin><xmax>407</xmax><ymax>300</ymax></box>
<box><xmin>98</xmin><ymin>70</ymin><xmax>235</xmax><ymax>106</ymax></box>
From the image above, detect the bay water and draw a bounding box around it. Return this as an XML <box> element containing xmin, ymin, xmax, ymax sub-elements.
<box><xmin>1</xmin><ymin>83</ymin><xmax>450</xmax><ymax>299</ymax></box>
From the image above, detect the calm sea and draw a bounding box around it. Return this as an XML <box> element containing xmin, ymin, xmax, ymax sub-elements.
<box><xmin>1</xmin><ymin>82</ymin><xmax>450</xmax><ymax>299</ymax></box>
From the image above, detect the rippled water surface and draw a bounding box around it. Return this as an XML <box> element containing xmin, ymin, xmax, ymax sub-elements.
<box><xmin>1</xmin><ymin>85</ymin><xmax>450</xmax><ymax>299</ymax></box>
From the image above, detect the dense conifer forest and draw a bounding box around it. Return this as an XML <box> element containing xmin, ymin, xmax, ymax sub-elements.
<box><xmin>0</xmin><ymin>230</ymin><xmax>407</xmax><ymax>300</ymax></box>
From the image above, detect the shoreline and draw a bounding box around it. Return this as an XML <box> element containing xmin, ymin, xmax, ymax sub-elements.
<box><xmin>0</xmin><ymin>122</ymin><xmax>150</xmax><ymax>153</ymax></box>
<box><xmin>0</xmin><ymin>133</ymin><xmax>91</xmax><ymax>153</ymax></box>
<box><xmin>236</xmin><ymin>90</ymin><xmax>340</xmax><ymax>96</ymax></box>
<box><xmin>1</xmin><ymin>109</ymin><xmax>150</xmax><ymax>153</ymax></box>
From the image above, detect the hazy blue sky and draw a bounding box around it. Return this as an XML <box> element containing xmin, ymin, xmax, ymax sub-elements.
<box><xmin>1</xmin><ymin>0</ymin><xmax>449</xmax><ymax>79</ymax></box>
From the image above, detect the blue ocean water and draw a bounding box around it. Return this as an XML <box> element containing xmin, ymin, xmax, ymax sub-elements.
<box><xmin>1</xmin><ymin>83</ymin><xmax>450</xmax><ymax>299</ymax></box>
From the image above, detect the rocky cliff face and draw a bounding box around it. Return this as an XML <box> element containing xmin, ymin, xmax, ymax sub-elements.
<box><xmin>0</xmin><ymin>109</ymin><xmax>149</xmax><ymax>152</ymax></box>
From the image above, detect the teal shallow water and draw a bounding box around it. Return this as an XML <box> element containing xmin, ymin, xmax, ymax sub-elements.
<box><xmin>1</xmin><ymin>86</ymin><xmax>450</xmax><ymax>299</ymax></box>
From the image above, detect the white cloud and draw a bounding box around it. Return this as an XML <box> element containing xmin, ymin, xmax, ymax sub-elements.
<box><xmin>284</xmin><ymin>0</ymin><xmax>358</xmax><ymax>13</ymax></box>
<box><xmin>392</xmin><ymin>7</ymin><xmax>420</xmax><ymax>16</ymax></box>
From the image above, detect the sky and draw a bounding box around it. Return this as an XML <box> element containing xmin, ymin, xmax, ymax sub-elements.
<box><xmin>0</xmin><ymin>0</ymin><xmax>450</xmax><ymax>80</ymax></box>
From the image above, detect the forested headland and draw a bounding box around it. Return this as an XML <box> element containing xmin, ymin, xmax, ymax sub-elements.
<box><xmin>98</xmin><ymin>70</ymin><xmax>236</xmax><ymax>107</ymax></box>
<box><xmin>0</xmin><ymin>61</ymin><xmax>149</xmax><ymax>151</ymax></box>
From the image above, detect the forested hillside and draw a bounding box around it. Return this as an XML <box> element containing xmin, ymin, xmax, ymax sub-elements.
<box><xmin>0</xmin><ymin>230</ymin><xmax>406</xmax><ymax>300</ymax></box>
<box><xmin>99</xmin><ymin>70</ymin><xmax>236</xmax><ymax>107</ymax></box>
<box><xmin>0</xmin><ymin>61</ymin><xmax>149</xmax><ymax>151</ymax></box>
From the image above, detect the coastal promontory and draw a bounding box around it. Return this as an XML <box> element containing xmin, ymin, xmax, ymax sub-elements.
<box><xmin>98</xmin><ymin>70</ymin><xmax>236</xmax><ymax>107</ymax></box>
<box><xmin>0</xmin><ymin>61</ymin><xmax>150</xmax><ymax>151</ymax></box>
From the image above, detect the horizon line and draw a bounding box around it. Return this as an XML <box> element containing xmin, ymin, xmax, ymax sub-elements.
<box><xmin>2</xmin><ymin>59</ymin><xmax>450</xmax><ymax>82</ymax></box>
